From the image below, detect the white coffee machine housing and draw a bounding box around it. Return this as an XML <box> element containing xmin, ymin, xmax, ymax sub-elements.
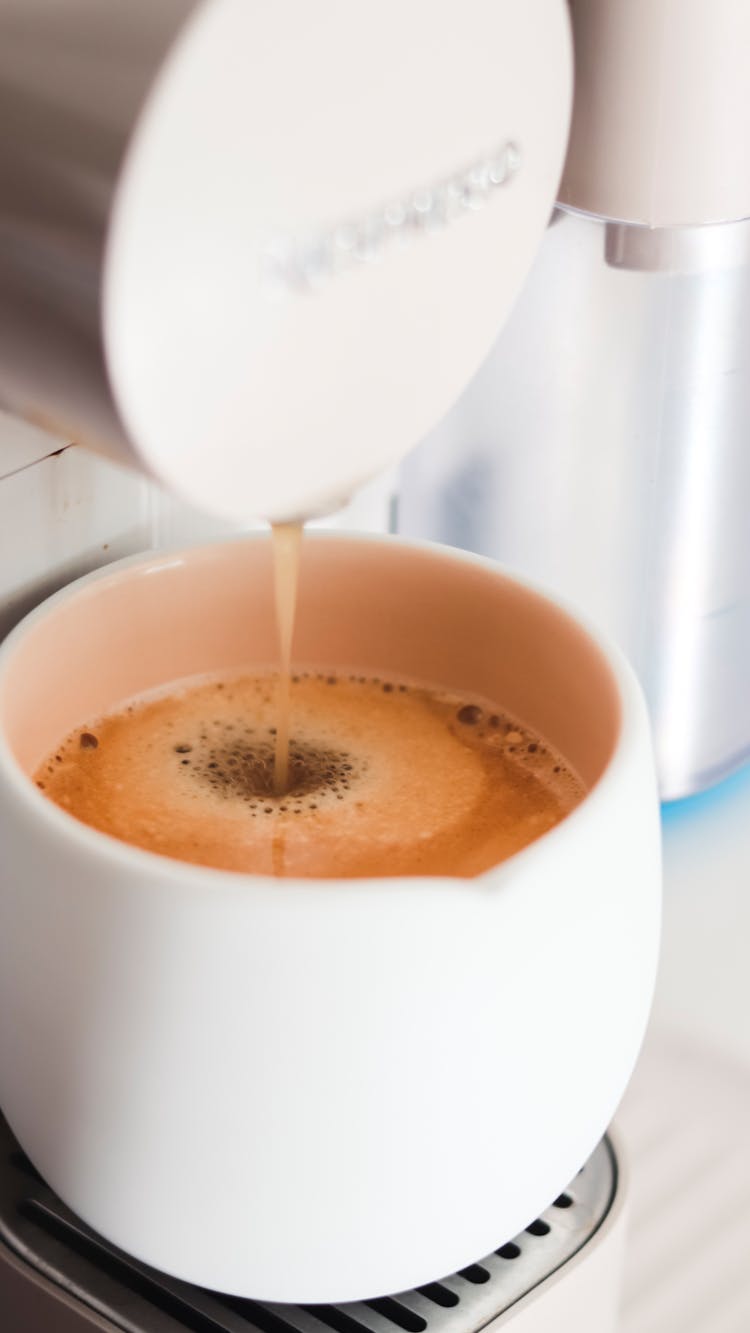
<box><xmin>0</xmin><ymin>0</ymin><xmax>571</xmax><ymax>522</ymax></box>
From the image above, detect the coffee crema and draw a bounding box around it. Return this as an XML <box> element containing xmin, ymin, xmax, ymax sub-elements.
<box><xmin>34</xmin><ymin>673</ymin><xmax>584</xmax><ymax>878</ymax></box>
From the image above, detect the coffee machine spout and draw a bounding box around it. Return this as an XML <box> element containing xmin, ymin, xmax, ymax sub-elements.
<box><xmin>0</xmin><ymin>0</ymin><xmax>572</xmax><ymax>523</ymax></box>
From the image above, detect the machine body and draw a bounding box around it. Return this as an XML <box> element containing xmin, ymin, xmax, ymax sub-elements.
<box><xmin>0</xmin><ymin>0</ymin><xmax>571</xmax><ymax>521</ymax></box>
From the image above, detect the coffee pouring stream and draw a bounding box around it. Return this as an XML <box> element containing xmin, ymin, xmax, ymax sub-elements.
<box><xmin>0</xmin><ymin>0</ymin><xmax>572</xmax><ymax>525</ymax></box>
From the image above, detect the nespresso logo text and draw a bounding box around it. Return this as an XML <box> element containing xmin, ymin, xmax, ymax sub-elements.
<box><xmin>260</xmin><ymin>139</ymin><xmax>520</xmax><ymax>295</ymax></box>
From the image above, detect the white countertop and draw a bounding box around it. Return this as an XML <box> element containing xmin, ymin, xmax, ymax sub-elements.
<box><xmin>617</xmin><ymin>769</ymin><xmax>750</xmax><ymax>1333</ymax></box>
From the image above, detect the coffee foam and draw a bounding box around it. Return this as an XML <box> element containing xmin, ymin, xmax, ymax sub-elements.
<box><xmin>35</xmin><ymin>672</ymin><xmax>584</xmax><ymax>878</ymax></box>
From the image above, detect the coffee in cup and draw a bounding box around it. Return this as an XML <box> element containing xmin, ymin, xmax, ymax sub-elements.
<box><xmin>34</xmin><ymin>670</ymin><xmax>584</xmax><ymax>878</ymax></box>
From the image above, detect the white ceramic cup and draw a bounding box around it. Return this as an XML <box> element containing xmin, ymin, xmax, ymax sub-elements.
<box><xmin>0</xmin><ymin>534</ymin><xmax>660</xmax><ymax>1303</ymax></box>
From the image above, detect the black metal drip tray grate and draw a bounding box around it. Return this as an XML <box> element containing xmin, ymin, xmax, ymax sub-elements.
<box><xmin>0</xmin><ymin>1113</ymin><xmax>615</xmax><ymax>1333</ymax></box>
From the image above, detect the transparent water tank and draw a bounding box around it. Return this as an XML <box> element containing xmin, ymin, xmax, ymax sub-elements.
<box><xmin>398</xmin><ymin>206</ymin><xmax>750</xmax><ymax>800</ymax></box>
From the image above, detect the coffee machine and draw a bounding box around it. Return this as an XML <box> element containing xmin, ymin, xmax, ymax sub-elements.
<box><xmin>0</xmin><ymin>0</ymin><xmax>743</xmax><ymax>1328</ymax></box>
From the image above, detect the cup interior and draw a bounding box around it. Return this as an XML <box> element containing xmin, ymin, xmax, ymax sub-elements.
<box><xmin>1</xmin><ymin>535</ymin><xmax>621</xmax><ymax>796</ymax></box>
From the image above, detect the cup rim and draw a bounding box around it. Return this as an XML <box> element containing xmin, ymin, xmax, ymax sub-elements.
<box><xmin>0</xmin><ymin>530</ymin><xmax>644</xmax><ymax>892</ymax></box>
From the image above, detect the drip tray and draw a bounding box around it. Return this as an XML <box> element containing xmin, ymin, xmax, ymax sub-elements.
<box><xmin>0</xmin><ymin>1114</ymin><xmax>616</xmax><ymax>1333</ymax></box>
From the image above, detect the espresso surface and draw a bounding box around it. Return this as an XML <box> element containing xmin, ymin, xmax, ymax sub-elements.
<box><xmin>35</xmin><ymin>673</ymin><xmax>584</xmax><ymax>878</ymax></box>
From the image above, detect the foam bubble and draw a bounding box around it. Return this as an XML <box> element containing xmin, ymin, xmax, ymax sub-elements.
<box><xmin>186</xmin><ymin>733</ymin><xmax>361</xmax><ymax>806</ymax></box>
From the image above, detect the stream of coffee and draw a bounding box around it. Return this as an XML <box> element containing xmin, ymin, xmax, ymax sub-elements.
<box><xmin>271</xmin><ymin>521</ymin><xmax>303</xmax><ymax>794</ymax></box>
